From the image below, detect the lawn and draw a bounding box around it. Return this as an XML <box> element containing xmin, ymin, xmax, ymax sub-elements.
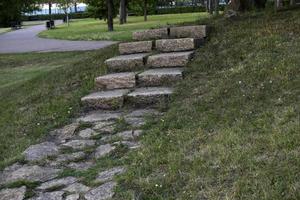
<box><xmin>112</xmin><ymin>10</ymin><xmax>300</xmax><ymax>200</ymax></box>
<box><xmin>0</xmin><ymin>46</ymin><xmax>117</xmax><ymax>169</ymax></box>
<box><xmin>39</xmin><ymin>13</ymin><xmax>209</xmax><ymax>41</ymax></box>
<box><xmin>0</xmin><ymin>27</ymin><xmax>11</xmax><ymax>35</ymax></box>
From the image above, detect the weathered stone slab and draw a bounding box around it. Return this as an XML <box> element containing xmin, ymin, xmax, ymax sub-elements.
<box><xmin>92</xmin><ymin>121</ymin><xmax>115</xmax><ymax>131</ymax></box>
<box><xmin>169</xmin><ymin>25</ymin><xmax>207</xmax><ymax>38</ymax></box>
<box><xmin>132</xmin><ymin>28</ymin><xmax>168</xmax><ymax>40</ymax></box>
<box><xmin>116</xmin><ymin>130</ymin><xmax>143</xmax><ymax>140</ymax></box>
<box><xmin>94</xmin><ymin>144</ymin><xmax>116</xmax><ymax>159</ymax></box>
<box><xmin>81</xmin><ymin>89</ymin><xmax>129</xmax><ymax>110</ymax></box>
<box><xmin>147</xmin><ymin>51</ymin><xmax>194</xmax><ymax>68</ymax></box>
<box><xmin>156</xmin><ymin>38</ymin><xmax>198</xmax><ymax>52</ymax></box>
<box><xmin>127</xmin><ymin>87</ymin><xmax>173</xmax><ymax>107</ymax></box>
<box><xmin>66</xmin><ymin>194</ymin><xmax>80</xmax><ymax>200</ymax></box>
<box><xmin>105</xmin><ymin>53</ymin><xmax>149</xmax><ymax>72</ymax></box>
<box><xmin>114</xmin><ymin>141</ymin><xmax>141</xmax><ymax>149</ymax></box>
<box><xmin>0</xmin><ymin>165</ymin><xmax>61</xmax><ymax>185</ymax></box>
<box><xmin>30</xmin><ymin>191</ymin><xmax>64</xmax><ymax>200</ymax></box>
<box><xmin>62</xmin><ymin>182</ymin><xmax>90</xmax><ymax>193</ymax></box>
<box><xmin>95</xmin><ymin>72</ymin><xmax>136</xmax><ymax>90</ymax></box>
<box><xmin>0</xmin><ymin>186</ymin><xmax>26</xmax><ymax>200</ymax></box>
<box><xmin>23</xmin><ymin>142</ymin><xmax>60</xmax><ymax>162</ymax></box>
<box><xmin>125</xmin><ymin>109</ymin><xmax>162</xmax><ymax>118</ymax></box>
<box><xmin>78</xmin><ymin>128</ymin><xmax>99</xmax><ymax>139</ymax></box>
<box><xmin>61</xmin><ymin>140</ymin><xmax>96</xmax><ymax>150</ymax></box>
<box><xmin>84</xmin><ymin>181</ymin><xmax>116</xmax><ymax>200</ymax></box>
<box><xmin>55</xmin><ymin>152</ymin><xmax>86</xmax><ymax>164</ymax></box>
<box><xmin>78</xmin><ymin>111</ymin><xmax>122</xmax><ymax>123</ymax></box>
<box><xmin>138</xmin><ymin>68</ymin><xmax>184</xmax><ymax>87</ymax></box>
<box><xmin>49</xmin><ymin>123</ymin><xmax>79</xmax><ymax>144</ymax></box>
<box><xmin>125</xmin><ymin>117</ymin><xmax>146</xmax><ymax>127</ymax></box>
<box><xmin>67</xmin><ymin>161</ymin><xmax>95</xmax><ymax>171</ymax></box>
<box><xmin>96</xmin><ymin>167</ymin><xmax>126</xmax><ymax>183</ymax></box>
<box><xmin>119</xmin><ymin>41</ymin><xmax>153</xmax><ymax>54</ymax></box>
<box><xmin>36</xmin><ymin>177</ymin><xmax>78</xmax><ymax>191</ymax></box>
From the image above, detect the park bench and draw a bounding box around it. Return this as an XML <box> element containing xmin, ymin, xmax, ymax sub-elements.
<box><xmin>11</xmin><ymin>21</ymin><xmax>22</xmax><ymax>30</ymax></box>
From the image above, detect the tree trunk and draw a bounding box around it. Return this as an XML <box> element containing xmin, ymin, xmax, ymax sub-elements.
<box><xmin>106</xmin><ymin>0</ymin><xmax>114</xmax><ymax>31</ymax></box>
<box><xmin>144</xmin><ymin>0</ymin><xmax>147</xmax><ymax>21</ymax></box>
<box><xmin>124</xmin><ymin>0</ymin><xmax>128</xmax><ymax>23</ymax></box>
<box><xmin>49</xmin><ymin>2</ymin><xmax>52</xmax><ymax>20</ymax></box>
<box><xmin>214</xmin><ymin>0</ymin><xmax>219</xmax><ymax>15</ymax></box>
<box><xmin>209</xmin><ymin>0</ymin><xmax>213</xmax><ymax>14</ymax></box>
<box><xmin>120</xmin><ymin>0</ymin><xmax>126</xmax><ymax>24</ymax></box>
<box><xmin>290</xmin><ymin>0</ymin><xmax>296</xmax><ymax>6</ymax></box>
<box><xmin>74</xmin><ymin>2</ymin><xmax>77</xmax><ymax>13</ymax></box>
<box><xmin>275</xmin><ymin>0</ymin><xmax>283</xmax><ymax>10</ymax></box>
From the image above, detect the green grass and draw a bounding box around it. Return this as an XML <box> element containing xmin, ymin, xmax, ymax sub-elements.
<box><xmin>114</xmin><ymin>10</ymin><xmax>300</xmax><ymax>200</ymax></box>
<box><xmin>39</xmin><ymin>13</ymin><xmax>209</xmax><ymax>41</ymax></box>
<box><xmin>0</xmin><ymin>46</ymin><xmax>117</xmax><ymax>169</ymax></box>
<box><xmin>0</xmin><ymin>27</ymin><xmax>11</xmax><ymax>35</ymax></box>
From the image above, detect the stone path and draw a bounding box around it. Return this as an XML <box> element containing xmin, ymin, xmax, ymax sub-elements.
<box><xmin>0</xmin><ymin>21</ymin><xmax>115</xmax><ymax>54</ymax></box>
<box><xmin>0</xmin><ymin>25</ymin><xmax>207</xmax><ymax>200</ymax></box>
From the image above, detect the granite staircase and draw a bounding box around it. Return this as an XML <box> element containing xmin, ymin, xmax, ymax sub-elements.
<box><xmin>82</xmin><ymin>25</ymin><xmax>207</xmax><ymax>110</ymax></box>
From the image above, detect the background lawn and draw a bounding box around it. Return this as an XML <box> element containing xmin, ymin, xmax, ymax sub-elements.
<box><xmin>0</xmin><ymin>27</ymin><xmax>11</xmax><ymax>35</ymax></box>
<box><xmin>39</xmin><ymin>13</ymin><xmax>209</xmax><ymax>41</ymax></box>
<box><xmin>0</xmin><ymin>46</ymin><xmax>117</xmax><ymax>169</ymax></box>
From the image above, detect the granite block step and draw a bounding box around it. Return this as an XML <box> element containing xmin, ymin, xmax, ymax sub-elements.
<box><xmin>169</xmin><ymin>25</ymin><xmax>207</xmax><ymax>39</ymax></box>
<box><xmin>132</xmin><ymin>28</ymin><xmax>168</xmax><ymax>41</ymax></box>
<box><xmin>119</xmin><ymin>41</ymin><xmax>153</xmax><ymax>55</ymax></box>
<box><xmin>95</xmin><ymin>72</ymin><xmax>137</xmax><ymax>90</ymax></box>
<box><xmin>147</xmin><ymin>51</ymin><xmax>194</xmax><ymax>68</ymax></box>
<box><xmin>156</xmin><ymin>38</ymin><xmax>201</xmax><ymax>52</ymax></box>
<box><xmin>138</xmin><ymin>68</ymin><xmax>184</xmax><ymax>87</ymax></box>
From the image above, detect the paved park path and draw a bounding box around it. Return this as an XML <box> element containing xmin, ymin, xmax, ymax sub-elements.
<box><xmin>0</xmin><ymin>21</ymin><xmax>115</xmax><ymax>54</ymax></box>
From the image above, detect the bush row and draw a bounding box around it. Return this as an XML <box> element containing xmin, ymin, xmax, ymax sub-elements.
<box><xmin>21</xmin><ymin>12</ymin><xmax>90</xmax><ymax>21</ymax></box>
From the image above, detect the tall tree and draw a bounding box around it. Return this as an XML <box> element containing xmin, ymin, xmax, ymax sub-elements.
<box><xmin>106</xmin><ymin>0</ymin><xmax>113</xmax><ymax>31</ymax></box>
<box><xmin>143</xmin><ymin>0</ymin><xmax>147</xmax><ymax>21</ymax></box>
<box><xmin>119</xmin><ymin>0</ymin><xmax>126</xmax><ymax>24</ymax></box>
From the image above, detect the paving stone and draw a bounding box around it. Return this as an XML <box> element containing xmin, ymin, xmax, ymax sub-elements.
<box><xmin>125</xmin><ymin>117</ymin><xmax>146</xmax><ymax>127</ymax></box>
<box><xmin>55</xmin><ymin>152</ymin><xmax>86</xmax><ymax>164</ymax></box>
<box><xmin>94</xmin><ymin>144</ymin><xmax>116</xmax><ymax>159</ymax></box>
<box><xmin>116</xmin><ymin>130</ymin><xmax>143</xmax><ymax>140</ymax></box>
<box><xmin>23</xmin><ymin>142</ymin><xmax>60</xmax><ymax>162</ymax></box>
<box><xmin>36</xmin><ymin>177</ymin><xmax>78</xmax><ymax>191</ymax></box>
<box><xmin>125</xmin><ymin>109</ymin><xmax>162</xmax><ymax>118</ymax></box>
<box><xmin>95</xmin><ymin>72</ymin><xmax>136</xmax><ymax>90</ymax></box>
<box><xmin>147</xmin><ymin>51</ymin><xmax>194</xmax><ymax>68</ymax></box>
<box><xmin>114</xmin><ymin>141</ymin><xmax>141</xmax><ymax>149</ymax></box>
<box><xmin>132</xmin><ymin>28</ymin><xmax>168</xmax><ymax>40</ymax></box>
<box><xmin>156</xmin><ymin>38</ymin><xmax>198</xmax><ymax>52</ymax></box>
<box><xmin>61</xmin><ymin>140</ymin><xmax>96</xmax><ymax>150</ymax></box>
<box><xmin>0</xmin><ymin>186</ymin><xmax>26</xmax><ymax>200</ymax></box>
<box><xmin>67</xmin><ymin>161</ymin><xmax>95</xmax><ymax>171</ymax></box>
<box><xmin>0</xmin><ymin>165</ymin><xmax>61</xmax><ymax>185</ymax></box>
<box><xmin>169</xmin><ymin>25</ymin><xmax>207</xmax><ymax>38</ymax></box>
<box><xmin>30</xmin><ymin>191</ymin><xmax>64</xmax><ymax>200</ymax></box>
<box><xmin>63</xmin><ymin>182</ymin><xmax>90</xmax><ymax>193</ymax></box>
<box><xmin>127</xmin><ymin>87</ymin><xmax>173</xmax><ymax>107</ymax></box>
<box><xmin>138</xmin><ymin>68</ymin><xmax>184</xmax><ymax>87</ymax></box>
<box><xmin>119</xmin><ymin>41</ymin><xmax>153</xmax><ymax>54</ymax></box>
<box><xmin>96</xmin><ymin>167</ymin><xmax>126</xmax><ymax>183</ymax></box>
<box><xmin>65</xmin><ymin>194</ymin><xmax>80</xmax><ymax>200</ymax></box>
<box><xmin>81</xmin><ymin>89</ymin><xmax>129</xmax><ymax>110</ymax></box>
<box><xmin>93</xmin><ymin>121</ymin><xmax>115</xmax><ymax>131</ymax></box>
<box><xmin>49</xmin><ymin>123</ymin><xmax>79</xmax><ymax>144</ymax></box>
<box><xmin>78</xmin><ymin>111</ymin><xmax>122</xmax><ymax>123</ymax></box>
<box><xmin>105</xmin><ymin>53</ymin><xmax>149</xmax><ymax>72</ymax></box>
<box><xmin>78</xmin><ymin>128</ymin><xmax>99</xmax><ymax>138</ymax></box>
<box><xmin>84</xmin><ymin>181</ymin><xmax>116</xmax><ymax>200</ymax></box>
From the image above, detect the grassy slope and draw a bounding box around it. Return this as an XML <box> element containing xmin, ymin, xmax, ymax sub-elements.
<box><xmin>0</xmin><ymin>47</ymin><xmax>117</xmax><ymax>169</ymax></box>
<box><xmin>115</xmin><ymin>10</ymin><xmax>300</xmax><ymax>200</ymax></box>
<box><xmin>39</xmin><ymin>13</ymin><xmax>209</xmax><ymax>41</ymax></box>
<box><xmin>0</xmin><ymin>28</ymin><xmax>11</xmax><ymax>35</ymax></box>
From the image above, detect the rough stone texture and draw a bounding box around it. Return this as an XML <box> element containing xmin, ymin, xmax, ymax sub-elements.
<box><xmin>55</xmin><ymin>152</ymin><xmax>86</xmax><ymax>164</ymax></box>
<box><xmin>0</xmin><ymin>186</ymin><xmax>26</xmax><ymax>200</ymax></box>
<box><xmin>94</xmin><ymin>144</ymin><xmax>116</xmax><ymax>159</ymax></box>
<box><xmin>65</xmin><ymin>194</ymin><xmax>80</xmax><ymax>200</ymax></box>
<box><xmin>169</xmin><ymin>25</ymin><xmax>207</xmax><ymax>38</ymax></box>
<box><xmin>127</xmin><ymin>87</ymin><xmax>174</xmax><ymax>107</ymax></box>
<box><xmin>125</xmin><ymin>117</ymin><xmax>146</xmax><ymax>127</ymax></box>
<box><xmin>156</xmin><ymin>38</ymin><xmax>198</xmax><ymax>52</ymax></box>
<box><xmin>23</xmin><ymin>142</ymin><xmax>60</xmax><ymax>162</ymax></box>
<box><xmin>81</xmin><ymin>89</ymin><xmax>129</xmax><ymax>110</ymax></box>
<box><xmin>61</xmin><ymin>140</ymin><xmax>96</xmax><ymax>150</ymax></box>
<box><xmin>30</xmin><ymin>191</ymin><xmax>64</xmax><ymax>200</ymax></box>
<box><xmin>67</xmin><ymin>161</ymin><xmax>95</xmax><ymax>171</ymax></box>
<box><xmin>119</xmin><ymin>41</ymin><xmax>153</xmax><ymax>54</ymax></box>
<box><xmin>132</xmin><ymin>28</ymin><xmax>168</xmax><ymax>41</ymax></box>
<box><xmin>114</xmin><ymin>141</ymin><xmax>141</xmax><ymax>149</ymax></box>
<box><xmin>63</xmin><ymin>182</ymin><xmax>90</xmax><ymax>193</ymax></box>
<box><xmin>95</xmin><ymin>72</ymin><xmax>136</xmax><ymax>90</ymax></box>
<box><xmin>125</xmin><ymin>109</ymin><xmax>162</xmax><ymax>118</ymax></box>
<box><xmin>138</xmin><ymin>68</ymin><xmax>184</xmax><ymax>87</ymax></box>
<box><xmin>49</xmin><ymin>123</ymin><xmax>79</xmax><ymax>144</ymax></box>
<box><xmin>37</xmin><ymin>177</ymin><xmax>78</xmax><ymax>191</ymax></box>
<box><xmin>0</xmin><ymin>165</ymin><xmax>61</xmax><ymax>185</ymax></box>
<box><xmin>78</xmin><ymin>111</ymin><xmax>122</xmax><ymax>123</ymax></box>
<box><xmin>96</xmin><ymin>124</ymin><xmax>115</xmax><ymax>134</ymax></box>
<box><xmin>78</xmin><ymin>128</ymin><xmax>99</xmax><ymax>138</ymax></box>
<box><xmin>93</xmin><ymin>121</ymin><xmax>115</xmax><ymax>131</ymax></box>
<box><xmin>105</xmin><ymin>53</ymin><xmax>149</xmax><ymax>72</ymax></box>
<box><xmin>116</xmin><ymin>130</ymin><xmax>143</xmax><ymax>140</ymax></box>
<box><xmin>147</xmin><ymin>51</ymin><xmax>194</xmax><ymax>68</ymax></box>
<box><xmin>84</xmin><ymin>181</ymin><xmax>116</xmax><ymax>200</ymax></box>
<box><xmin>96</xmin><ymin>167</ymin><xmax>126</xmax><ymax>183</ymax></box>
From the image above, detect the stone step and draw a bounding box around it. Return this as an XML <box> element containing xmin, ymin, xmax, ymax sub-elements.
<box><xmin>132</xmin><ymin>28</ymin><xmax>168</xmax><ymax>41</ymax></box>
<box><xmin>119</xmin><ymin>41</ymin><xmax>153</xmax><ymax>55</ymax></box>
<box><xmin>81</xmin><ymin>89</ymin><xmax>129</xmax><ymax>110</ymax></box>
<box><xmin>147</xmin><ymin>51</ymin><xmax>194</xmax><ymax>68</ymax></box>
<box><xmin>156</xmin><ymin>38</ymin><xmax>201</xmax><ymax>52</ymax></box>
<box><xmin>169</xmin><ymin>25</ymin><xmax>207</xmax><ymax>39</ymax></box>
<box><xmin>127</xmin><ymin>87</ymin><xmax>173</xmax><ymax>107</ymax></box>
<box><xmin>105</xmin><ymin>53</ymin><xmax>150</xmax><ymax>72</ymax></box>
<box><xmin>138</xmin><ymin>68</ymin><xmax>184</xmax><ymax>87</ymax></box>
<box><xmin>95</xmin><ymin>72</ymin><xmax>137</xmax><ymax>90</ymax></box>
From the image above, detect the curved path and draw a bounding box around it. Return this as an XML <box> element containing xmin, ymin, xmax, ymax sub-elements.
<box><xmin>0</xmin><ymin>21</ymin><xmax>115</xmax><ymax>54</ymax></box>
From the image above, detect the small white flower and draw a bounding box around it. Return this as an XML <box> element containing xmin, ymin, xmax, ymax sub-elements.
<box><xmin>269</xmin><ymin>80</ymin><xmax>272</xmax><ymax>83</ymax></box>
<box><xmin>155</xmin><ymin>184</ymin><xmax>159</xmax><ymax>187</ymax></box>
<box><xmin>238</xmin><ymin>81</ymin><xmax>242</xmax><ymax>84</ymax></box>
<box><xmin>37</xmin><ymin>123</ymin><xmax>40</xmax><ymax>126</ymax></box>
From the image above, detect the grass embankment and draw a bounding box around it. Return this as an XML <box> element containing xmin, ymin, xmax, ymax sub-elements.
<box><xmin>0</xmin><ymin>46</ymin><xmax>117</xmax><ymax>169</ymax></box>
<box><xmin>114</xmin><ymin>10</ymin><xmax>300</xmax><ymax>199</ymax></box>
<box><xmin>0</xmin><ymin>28</ymin><xmax>11</xmax><ymax>35</ymax></box>
<box><xmin>39</xmin><ymin>13</ymin><xmax>209</xmax><ymax>41</ymax></box>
